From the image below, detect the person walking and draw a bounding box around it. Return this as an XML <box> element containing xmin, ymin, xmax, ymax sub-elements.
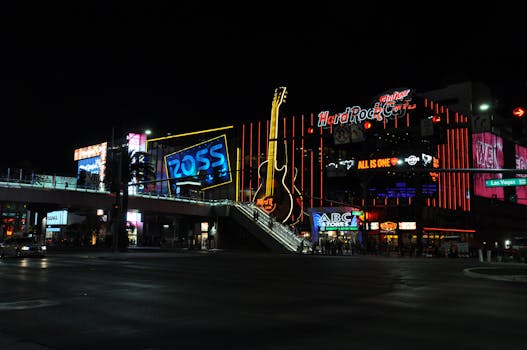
<box><xmin>297</xmin><ymin>240</ymin><xmax>304</xmax><ymax>254</ymax></box>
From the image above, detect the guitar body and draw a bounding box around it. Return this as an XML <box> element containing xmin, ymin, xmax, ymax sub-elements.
<box><xmin>254</xmin><ymin>159</ymin><xmax>294</xmax><ymax>224</ymax></box>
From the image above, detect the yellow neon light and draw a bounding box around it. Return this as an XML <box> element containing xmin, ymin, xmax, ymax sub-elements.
<box><xmin>146</xmin><ymin>125</ymin><xmax>234</xmax><ymax>146</ymax></box>
<box><xmin>357</xmin><ymin>157</ymin><xmax>394</xmax><ymax>169</ymax></box>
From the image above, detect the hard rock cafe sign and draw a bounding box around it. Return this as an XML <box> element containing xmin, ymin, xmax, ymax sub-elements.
<box><xmin>317</xmin><ymin>89</ymin><xmax>415</xmax><ymax>128</ymax></box>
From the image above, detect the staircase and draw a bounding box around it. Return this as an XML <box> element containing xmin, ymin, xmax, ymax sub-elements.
<box><xmin>232</xmin><ymin>202</ymin><xmax>312</xmax><ymax>253</ymax></box>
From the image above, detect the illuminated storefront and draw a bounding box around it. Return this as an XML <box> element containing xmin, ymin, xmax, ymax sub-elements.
<box><xmin>236</xmin><ymin>87</ymin><xmax>481</xmax><ymax>250</ymax></box>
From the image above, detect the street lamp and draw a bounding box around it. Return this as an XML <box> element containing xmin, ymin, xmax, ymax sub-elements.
<box><xmin>479</xmin><ymin>103</ymin><xmax>491</xmax><ymax>112</ymax></box>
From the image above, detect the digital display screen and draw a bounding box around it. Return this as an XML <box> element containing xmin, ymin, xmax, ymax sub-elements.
<box><xmin>78</xmin><ymin>156</ymin><xmax>101</xmax><ymax>177</ymax></box>
<box><xmin>472</xmin><ymin>132</ymin><xmax>504</xmax><ymax>199</ymax></box>
<box><xmin>515</xmin><ymin>143</ymin><xmax>527</xmax><ymax>205</ymax></box>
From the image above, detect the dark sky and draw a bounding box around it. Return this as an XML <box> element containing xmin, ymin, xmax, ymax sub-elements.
<box><xmin>3</xmin><ymin>2</ymin><xmax>527</xmax><ymax>175</ymax></box>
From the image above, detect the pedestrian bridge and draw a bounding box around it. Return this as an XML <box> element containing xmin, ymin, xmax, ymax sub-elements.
<box><xmin>0</xmin><ymin>181</ymin><xmax>310</xmax><ymax>253</ymax></box>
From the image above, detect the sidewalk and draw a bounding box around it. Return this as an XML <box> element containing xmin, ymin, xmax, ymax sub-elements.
<box><xmin>463</xmin><ymin>264</ymin><xmax>527</xmax><ymax>282</ymax></box>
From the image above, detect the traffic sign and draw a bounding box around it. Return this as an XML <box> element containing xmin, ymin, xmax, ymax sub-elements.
<box><xmin>485</xmin><ymin>178</ymin><xmax>527</xmax><ymax>187</ymax></box>
<box><xmin>513</xmin><ymin>107</ymin><xmax>526</xmax><ymax>119</ymax></box>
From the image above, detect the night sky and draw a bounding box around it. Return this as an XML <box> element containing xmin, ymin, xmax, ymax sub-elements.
<box><xmin>3</xmin><ymin>2</ymin><xmax>526</xmax><ymax>175</ymax></box>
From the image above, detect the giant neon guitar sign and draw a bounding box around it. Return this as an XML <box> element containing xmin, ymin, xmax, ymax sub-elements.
<box><xmin>254</xmin><ymin>86</ymin><xmax>302</xmax><ymax>224</ymax></box>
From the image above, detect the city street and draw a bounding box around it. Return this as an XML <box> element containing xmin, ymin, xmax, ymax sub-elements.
<box><xmin>1</xmin><ymin>250</ymin><xmax>526</xmax><ymax>350</ymax></box>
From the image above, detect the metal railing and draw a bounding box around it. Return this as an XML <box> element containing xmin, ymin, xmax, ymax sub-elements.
<box><xmin>235</xmin><ymin>202</ymin><xmax>312</xmax><ymax>253</ymax></box>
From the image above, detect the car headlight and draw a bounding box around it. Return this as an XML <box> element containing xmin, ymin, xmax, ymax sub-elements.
<box><xmin>41</xmin><ymin>246</ymin><xmax>47</xmax><ymax>251</ymax></box>
<box><xmin>21</xmin><ymin>246</ymin><xmax>30</xmax><ymax>251</ymax></box>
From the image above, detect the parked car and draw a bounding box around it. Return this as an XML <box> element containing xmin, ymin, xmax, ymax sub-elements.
<box><xmin>0</xmin><ymin>236</ymin><xmax>47</xmax><ymax>258</ymax></box>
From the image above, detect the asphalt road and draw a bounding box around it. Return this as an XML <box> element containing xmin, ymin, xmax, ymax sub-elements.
<box><xmin>1</xmin><ymin>250</ymin><xmax>526</xmax><ymax>350</ymax></box>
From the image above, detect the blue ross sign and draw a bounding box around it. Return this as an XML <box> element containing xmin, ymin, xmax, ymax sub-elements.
<box><xmin>164</xmin><ymin>134</ymin><xmax>231</xmax><ymax>192</ymax></box>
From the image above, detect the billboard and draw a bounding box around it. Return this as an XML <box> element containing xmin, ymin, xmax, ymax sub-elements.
<box><xmin>74</xmin><ymin>142</ymin><xmax>107</xmax><ymax>182</ymax></box>
<box><xmin>78</xmin><ymin>156</ymin><xmax>101</xmax><ymax>176</ymax></box>
<box><xmin>127</xmin><ymin>133</ymin><xmax>147</xmax><ymax>153</ymax></box>
<box><xmin>516</xmin><ymin>143</ymin><xmax>527</xmax><ymax>205</ymax></box>
<box><xmin>46</xmin><ymin>210</ymin><xmax>68</xmax><ymax>225</ymax></box>
<box><xmin>472</xmin><ymin>132</ymin><xmax>504</xmax><ymax>199</ymax></box>
<box><xmin>164</xmin><ymin>134</ymin><xmax>231</xmax><ymax>193</ymax></box>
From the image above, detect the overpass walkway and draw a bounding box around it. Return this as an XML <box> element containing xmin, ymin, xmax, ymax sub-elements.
<box><xmin>0</xmin><ymin>180</ymin><xmax>310</xmax><ymax>253</ymax></box>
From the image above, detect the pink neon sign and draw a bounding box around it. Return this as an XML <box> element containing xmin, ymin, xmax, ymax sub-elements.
<box><xmin>472</xmin><ymin>132</ymin><xmax>504</xmax><ymax>199</ymax></box>
<box><xmin>515</xmin><ymin>143</ymin><xmax>527</xmax><ymax>205</ymax></box>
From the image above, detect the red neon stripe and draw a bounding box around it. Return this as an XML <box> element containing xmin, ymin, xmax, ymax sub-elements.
<box><xmin>441</xmin><ymin>144</ymin><xmax>447</xmax><ymax>208</ymax></box>
<box><xmin>464</xmin><ymin>127</ymin><xmax>470</xmax><ymax>211</ymax></box>
<box><xmin>291</xmin><ymin>115</ymin><xmax>295</xmax><ymax>216</ymax></box>
<box><xmin>310</xmin><ymin>113</ymin><xmax>314</xmax><ymax>208</ymax></box>
<box><xmin>450</xmin><ymin>128</ymin><xmax>457</xmax><ymax>210</ymax></box>
<box><xmin>461</xmin><ymin>127</ymin><xmax>467</xmax><ymax>211</ymax></box>
<box><xmin>249</xmin><ymin>122</ymin><xmax>253</xmax><ymax>201</ymax></box>
<box><xmin>320</xmin><ymin>126</ymin><xmax>324</xmax><ymax>207</ymax></box>
<box><xmin>437</xmin><ymin>143</ymin><xmax>441</xmax><ymax>208</ymax></box>
<box><xmin>455</xmin><ymin>128</ymin><xmax>462</xmax><ymax>210</ymax></box>
<box><xmin>257</xmin><ymin>121</ymin><xmax>261</xmax><ymax>174</ymax></box>
<box><xmin>461</xmin><ymin>126</ymin><xmax>466</xmax><ymax>210</ymax></box>
<box><xmin>241</xmin><ymin>124</ymin><xmax>245</xmax><ymax>202</ymax></box>
<box><xmin>301</xmin><ymin>114</ymin><xmax>305</xmax><ymax>218</ymax></box>
<box><xmin>423</xmin><ymin>227</ymin><xmax>476</xmax><ymax>233</ymax></box>
<box><xmin>446</xmin><ymin>130</ymin><xmax>454</xmax><ymax>209</ymax></box>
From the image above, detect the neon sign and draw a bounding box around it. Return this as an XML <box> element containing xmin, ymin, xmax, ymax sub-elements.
<box><xmin>354</xmin><ymin>153</ymin><xmax>437</xmax><ymax>171</ymax></box>
<box><xmin>357</xmin><ymin>157</ymin><xmax>397</xmax><ymax>169</ymax></box>
<box><xmin>74</xmin><ymin>142</ymin><xmax>107</xmax><ymax>182</ymax></box>
<box><xmin>472</xmin><ymin>132</ymin><xmax>504</xmax><ymax>199</ymax></box>
<box><xmin>317</xmin><ymin>89</ymin><xmax>415</xmax><ymax>128</ymax></box>
<box><xmin>515</xmin><ymin>143</ymin><xmax>527</xmax><ymax>205</ymax></box>
<box><xmin>165</xmin><ymin>134</ymin><xmax>231</xmax><ymax>192</ymax></box>
<box><xmin>316</xmin><ymin>212</ymin><xmax>358</xmax><ymax>230</ymax></box>
<box><xmin>307</xmin><ymin>206</ymin><xmax>363</xmax><ymax>242</ymax></box>
<box><xmin>380</xmin><ymin>221</ymin><xmax>397</xmax><ymax>231</ymax></box>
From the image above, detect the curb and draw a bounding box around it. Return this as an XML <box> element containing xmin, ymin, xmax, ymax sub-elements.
<box><xmin>463</xmin><ymin>267</ymin><xmax>527</xmax><ymax>283</ymax></box>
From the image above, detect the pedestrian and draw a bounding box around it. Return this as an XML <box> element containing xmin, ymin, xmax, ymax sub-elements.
<box><xmin>298</xmin><ymin>240</ymin><xmax>304</xmax><ymax>254</ymax></box>
<box><xmin>253</xmin><ymin>209</ymin><xmax>259</xmax><ymax>221</ymax></box>
<box><xmin>268</xmin><ymin>215</ymin><xmax>274</xmax><ymax>230</ymax></box>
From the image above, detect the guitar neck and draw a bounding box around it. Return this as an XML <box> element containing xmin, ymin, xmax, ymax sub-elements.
<box><xmin>264</xmin><ymin>87</ymin><xmax>286</xmax><ymax>197</ymax></box>
<box><xmin>265</xmin><ymin>111</ymin><xmax>278</xmax><ymax>196</ymax></box>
